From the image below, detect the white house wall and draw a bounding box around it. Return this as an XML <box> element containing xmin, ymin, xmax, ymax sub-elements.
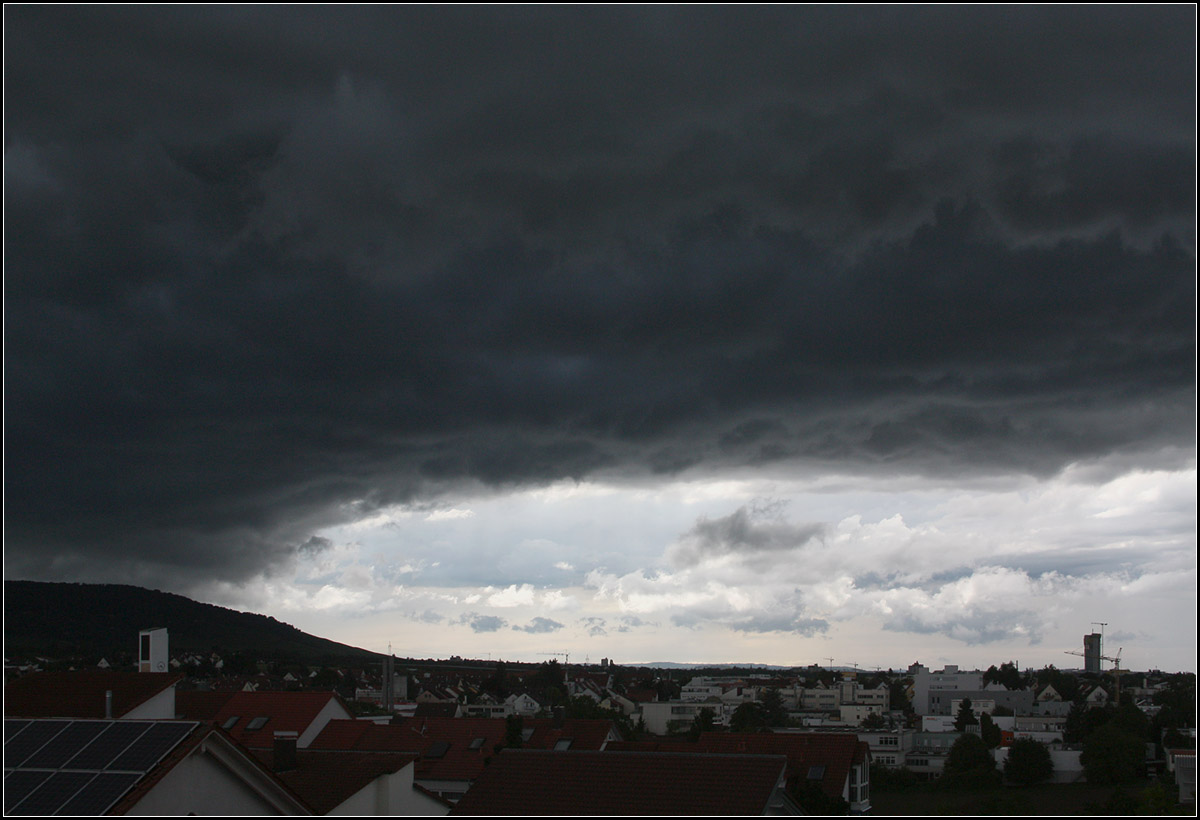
<box><xmin>125</xmin><ymin>746</ymin><xmax>298</xmax><ymax>815</ymax></box>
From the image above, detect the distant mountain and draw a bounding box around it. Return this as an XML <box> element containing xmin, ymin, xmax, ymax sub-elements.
<box><xmin>3</xmin><ymin>581</ymin><xmax>379</xmax><ymax>664</ymax></box>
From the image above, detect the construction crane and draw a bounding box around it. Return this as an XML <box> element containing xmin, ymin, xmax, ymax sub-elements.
<box><xmin>1065</xmin><ymin>646</ymin><xmax>1125</xmax><ymax>703</ymax></box>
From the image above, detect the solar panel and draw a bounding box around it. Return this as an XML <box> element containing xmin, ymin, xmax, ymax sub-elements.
<box><xmin>4</xmin><ymin>720</ymin><xmax>71</xmax><ymax>768</ymax></box>
<box><xmin>58</xmin><ymin>771</ymin><xmax>142</xmax><ymax>816</ymax></box>
<box><xmin>9</xmin><ymin>770</ymin><xmax>95</xmax><ymax>816</ymax></box>
<box><xmin>4</xmin><ymin>720</ymin><xmax>199</xmax><ymax>816</ymax></box>
<box><xmin>4</xmin><ymin>770</ymin><xmax>51</xmax><ymax>813</ymax></box>
<box><xmin>109</xmin><ymin>722</ymin><xmax>195</xmax><ymax>772</ymax></box>
<box><xmin>62</xmin><ymin>721</ymin><xmax>151</xmax><ymax>770</ymax></box>
<box><xmin>22</xmin><ymin>721</ymin><xmax>110</xmax><ymax>770</ymax></box>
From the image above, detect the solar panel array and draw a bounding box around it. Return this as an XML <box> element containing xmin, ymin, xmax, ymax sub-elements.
<box><xmin>4</xmin><ymin>719</ymin><xmax>199</xmax><ymax>815</ymax></box>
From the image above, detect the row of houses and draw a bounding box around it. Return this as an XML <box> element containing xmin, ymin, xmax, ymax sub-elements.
<box><xmin>4</xmin><ymin>666</ymin><xmax>873</xmax><ymax>814</ymax></box>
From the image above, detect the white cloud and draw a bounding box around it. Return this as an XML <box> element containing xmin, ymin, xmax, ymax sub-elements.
<box><xmin>426</xmin><ymin>507</ymin><xmax>476</xmax><ymax>522</ymax></box>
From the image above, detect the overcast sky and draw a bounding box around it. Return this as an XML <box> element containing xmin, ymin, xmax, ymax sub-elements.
<box><xmin>6</xmin><ymin>6</ymin><xmax>1195</xmax><ymax>672</ymax></box>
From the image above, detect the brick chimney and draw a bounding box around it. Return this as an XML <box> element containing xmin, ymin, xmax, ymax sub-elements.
<box><xmin>273</xmin><ymin>731</ymin><xmax>299</xmax><ymax>773</ymax></box>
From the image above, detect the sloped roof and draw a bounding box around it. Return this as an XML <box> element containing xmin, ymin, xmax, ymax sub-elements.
<box><xmin>211</xmin><ymin>691</ymin><xmax>347</xmax><ymax>748</ymax></box>
<box><xmin>311</xmin><ymin>717</ymin><xmax>506</xmax><ymax>783</ymax></box>
<box><xmin>251</xmin><ymin>748</ymin><xmax>417</xmax><ymax>814</ymax></box>
<box><xmin>309</xmin><ymin>716</ymin><xmax>620</xmax><ymax>784</ymax></box>
<box><xmin>174</xmin><ymin>690</ymin><xmax>237</xmax><ymax>721</ymax></box>
<box><xmin>694</xmin><ymin>732</ymin><xmax>868</xmax><ymax>801</ymax></box>
<box><xmin>4</xmin><ymin>671</ymin><xmax>180</xmax><ymax>719</ymax></box>
<box><xmin>523</xmin><ymin>718</ymin><xmax>620</xmax><ymax>751</ymax></box>
<box><xmin>449</xmin><ymin>750</ymin><xmax>789</xmax><ymax>815</ymax></box>
<box><xmin>414</xmin><ymin>702</ymin><xmax>461</xmax><ymax>718</ymax></box>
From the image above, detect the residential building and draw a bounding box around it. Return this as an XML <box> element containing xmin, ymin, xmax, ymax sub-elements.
<box><xmin>5</xmin><ymin>670</ymin><xmax>180</xmax><ymax>721</ymax></box>
<box><xmin>695</xmin><ymin>731</ymin><xmax>871</xmax><ymax>813</ymax></box>
<box><xmin>209</xmin><ymin>690</ymin><xmax>354</xmax><ymax>749</ymax></box>
<box><xmin>251</xmin><ymin>738</ymin><xmax>449</xmax><ymax>815</ymax></box>
<box><xmin>3</xmin><ymin>718</ymin><xmax>309</xmax><ymax>815</ymax></box>
<box><xmin>910</xmin><ymin>664</ymin><xmax>983</xmax><ymax>715</ymax></box>
<box><xmin>448</xmin><ymin>750</ymin><xmax>799</xmax><ymax>815</ymax></box>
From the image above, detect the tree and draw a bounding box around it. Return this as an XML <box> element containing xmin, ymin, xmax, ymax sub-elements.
<box><xmin>979</xmin><ymin>712</ymin><xmax>1001</xmax><ymax>749</ymax></box>
<box><xmin>1004</xmin><ymin>738</ymin><xmax>1054</xmax><ymax>786</ymax></box>
<box><xmin>760</xmin><ymin>687</ymin><xmax>787</xmax><ymax>727</ymax></box>
<box><xmin>942</xmin><ymin>733</ymin><xmax>999</xmax><ymax>789</ymax></box>
<box><xmin>954</xmin><ymin>698</ymin><xmax>979</xmax><ymax>732</ymax></box>
<box><xmin>1080</xmin><ymin>724</ymin><xmax>1146</xmax><ymax>785</ymax></box>
<box><xmin>861</xmin><ymin>712</ymin><xmax>887</xmax><ymax>730</ymax></box>
<box><xmin>984</xmin><ymin>661</ymin><xmax>1023</xmax><ymax>691</ymax></box>
<box><xmin>688</xmin><ymin>706</ymin><xmax>716</xmax><ymax>740</ymax></box>
<box><xmin>729</xmin><ymin>701</ymin><xmax>768</xmax><ymax>732</ymax></box>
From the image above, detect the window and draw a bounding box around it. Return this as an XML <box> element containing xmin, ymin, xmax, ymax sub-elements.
<box><xmin>553</xmin><ymin>739</ymin><xmax>573</xmax><ymax>750</ymax></box>
<box><xmin>879</xmin><ymin>736</ymin><xmax>898</xmax><ymax>746</ymax></box>
<box><xmin>246</xmin><ymin>716</ymin><xmax>269</xmax><ymax>731</ymax></box>
<box><xmin>140</xmin><ymin>635</ymin><xmax>151</xmax><ymax>662</ymax></box>
<box><xmin>221</xmin><ymin>716</ymin><xmax>240</xmax><ymax>730</ymax></box>
<box><xmin>469</xmin><ymin>737</ymin><xmax>485</xmax><ymax>750</ymax></box>
<box><xmin>807</xmin><ymin>765</ymin><xmax>825</xmax><ymax>780</ymax></box>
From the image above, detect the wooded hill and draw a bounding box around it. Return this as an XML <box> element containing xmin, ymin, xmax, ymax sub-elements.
<box><xmin>4</xmin><ymin>580</ymin><xmax>379</xmax><ymax>665</ymax></box>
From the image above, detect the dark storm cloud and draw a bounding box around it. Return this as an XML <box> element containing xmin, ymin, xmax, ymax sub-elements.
<box><xmin>514</xmin><ymin>617</ymin><xmax>564</xmax><ymax>635</ymax></box>
<box><xmin>670</xmin><ymin>500</ymin><xmax>825</xmax><ymax>568</ymax></box>
<box><xmin>455</xmin><ymin>613</ymin><xmax>507</xmax><ymax>634</ymax></box>
<box><xmin>5</xmin><ymin>7</ymin><xmax>1194</xmax><ymax>586</ymax></box>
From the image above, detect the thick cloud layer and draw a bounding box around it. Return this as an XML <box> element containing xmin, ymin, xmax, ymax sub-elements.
<box><xmin>5</xmin><ymin>7</ymin><xmax>1194</xmax><ymax>587</ymax></box>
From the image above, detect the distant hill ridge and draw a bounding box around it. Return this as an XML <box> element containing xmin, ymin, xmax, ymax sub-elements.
<box><xmin>4</xmin><ymin>580</ymin><xmax>378</xmax><ymax>664</ymax></box>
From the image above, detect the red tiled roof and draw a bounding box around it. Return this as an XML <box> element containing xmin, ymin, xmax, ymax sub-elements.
<box><xmin>211</xmin><ymin>690</ymin><xmax>347</xmax><ymax>748</ymax></box>
<box><xmin>251</xmin><ymin>748</ymin><xmax>417</xmax><ymax>814</ymax></box>
<box><xmin>449</xmin><ymin>750</ymin><xmax>789</xmax><ymax>815</ymax></box>
<box><xmin>311</xmin><ymin>717</ymin><xmax>507</xmax><ymax>784</ymax></box>
<box><xmin>4</xmin><ymin>671</ymin><xmax>180</xmax><ymax>719</ymax></box>
<box><xmin>694</xmin><ymin>732</ymin><xmax>866</xmax><ymax>802</ymax></box>
<box><xmin>523</xmin><ymin>718</ymin><xmax>620</xmax><ymax>751</ymax></box>
<box><xmin>174</xmin><ymin>690</ymin><xmax>237</xmax><ymax>721</ymax></box>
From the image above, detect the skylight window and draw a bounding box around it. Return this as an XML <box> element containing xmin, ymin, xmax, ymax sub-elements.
<box><xmin>469</xmin><ymin>737</ymin><xmax>485</xmax><ymax>750</ymax></box>
<box><xmin>221</xmin><ymin>716</ymin><xmax>239</xmax><ymax>730</ymax></box>
<box><xmin>553</xmin><ymin>738</ymin><xmax>573</xmax><ymax>751</ymax></box>
<box><xmin>246</xmin><ymin>716</ymin><xmax>270</xmax><ymax>731</ymax></box>
<box><xmin>807</xmin><ymin>765</ymin><xmax>826</xmax><ymax>780</ymax></box>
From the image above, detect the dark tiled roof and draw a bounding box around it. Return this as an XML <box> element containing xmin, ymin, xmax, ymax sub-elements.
<box><xmin>174</xmin><ymin>690</ymin><xmax>237</xmax><ymax>721</ymax></box>
<box><xmin>449</xmin><ymin>750</ymin><xmax>788</xmax><ymax>815</ymax></box>
<box><xmin>4</xmin><ymin>671</ymin><xmax>180</xmax><ymax>719</ymax></box>
<box><xmin>251</xmin><ymin>748</ymin><xmax>417</xmax><ymax>815</ymax></box>
<box><xmin>694</xmin><ymin>732</ymin><xmax>867</xmax><ymax>801</ymax></box>
<box><xmin>414</xmin><ymin>702</ymin><xmax>461</xmax><ymax>718</ymax></box>
<box><xmin>523</xmin><ymin>718</ymin><xmax>620</xmax><ymax>751</ymax></box>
